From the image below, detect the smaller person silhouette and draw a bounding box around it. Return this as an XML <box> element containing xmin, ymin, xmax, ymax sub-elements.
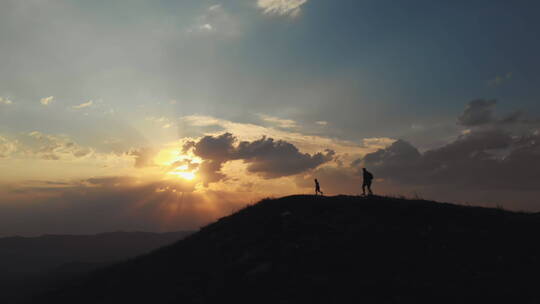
<box><xmin>362</xmin><ymin>168</ymin><xmax>374</xmax><ymax>196</ymax></box>
<box><xmin>314</xmin><ymin>179</ymin><xmax>323</xmax><ymax>196</ymax></box>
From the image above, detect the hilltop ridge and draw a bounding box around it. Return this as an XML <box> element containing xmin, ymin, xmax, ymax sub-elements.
<box><xmin>35</xmin><ymin>195</ymin><xmax>540</xmax><ymax>304</ymax></box>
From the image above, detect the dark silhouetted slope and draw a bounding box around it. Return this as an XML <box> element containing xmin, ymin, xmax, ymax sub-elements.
<box><xmin>0</xmin><ymin>231</ymin><xmax>193</xmax><ymax>275</ymax></box>
<box><xmin>0</xmin><ymin>231</ymin><xmax>192</xmax><ymax>303</ymax></box>
<box><xmin>34</xmin><ymin>196</ymin><xmax>540</xmax><ymax>304</ymax></box>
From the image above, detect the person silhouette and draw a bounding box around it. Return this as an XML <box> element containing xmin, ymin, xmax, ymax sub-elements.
<box><xmin>314</xmin><ymin>179</ymin><xmax>323</xmax><ymax>196</ymax></box>
<box><xmin>362</xmin><ymin>168</ymin><xmax>373</xmax><ymax>196</ymax></box>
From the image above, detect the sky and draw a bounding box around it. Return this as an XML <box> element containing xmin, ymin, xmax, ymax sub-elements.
<box><xmin>1</xmin><ymin>0</ymin><xmax>539</xmax><ymax>236</ymax></box>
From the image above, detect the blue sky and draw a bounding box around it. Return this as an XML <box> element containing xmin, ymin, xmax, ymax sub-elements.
<box><xmin>2</xmin><ymin>0</ymin><xmax>539</xmax><ymax>142</ymax></box>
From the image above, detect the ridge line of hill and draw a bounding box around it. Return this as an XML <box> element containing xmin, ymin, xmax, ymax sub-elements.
<box><xmin>31</xmin><ymin>194</ymin><xmax>540</xmax><ymax>304</ymax></box>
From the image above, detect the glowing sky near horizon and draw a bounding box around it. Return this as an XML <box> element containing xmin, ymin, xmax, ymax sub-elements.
<box><xmin>1</xmin><ymin>0</ymin><xmax>540</xmax><ymax>236</ymax></box>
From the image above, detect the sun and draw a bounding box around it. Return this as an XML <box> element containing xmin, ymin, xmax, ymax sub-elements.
<box><xmin>171</xmin><ymin>170</ymin><xmax>196</xmax><ymax>181</ymax></box>
<box><xmin>168</xmin><ymin>164</ymin><xmax>197</xmax><ymax>181</ymax></box>
<box><xmin>155</xmin><ymin>148</ymin><xmax>202</xmax><ymax>181</ymax></box>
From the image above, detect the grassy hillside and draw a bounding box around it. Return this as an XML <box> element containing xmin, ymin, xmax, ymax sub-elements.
<box><xmin>34</xmin><ymin>195</ymin><xmax>540</xmax><ymax>304</ymax></box>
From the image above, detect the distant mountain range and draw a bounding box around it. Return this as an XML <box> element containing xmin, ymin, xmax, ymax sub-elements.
<box><xmin>0</xmin><ymin>231</ymin><xmax>193</xmax><ymax>303</ymax></box>
<box><xmin>29</xmin><ymin>195</ymin><xmax>540</xmax><ymax>304</ymax></box>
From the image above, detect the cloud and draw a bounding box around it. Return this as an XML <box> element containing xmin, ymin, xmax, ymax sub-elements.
<box><xmin>361</xmin><ymin>137</ymin><xmax>397</xmax><ymax>150</ymax></box>
<box><xmin>182</xmin><ymin>133</ymin><xmax>237</xmax><ymax>185</ymax></box>
<box><xmin>0</xmin><ymin>97</ymin><xmax>13</xmax><ymax>105</ymax></box>
<box><xmin>359</xmin><ymin>123</ymin><xmax>540</xmax><ymax>192</ymax></box>
<box><xmin>146</xmin><ymin>116</ymin><xmax>175</xmax><ymax>129</ymax></box>
<box><xmin>180</xmin><ymin>114</ymin><xmax>384</xmax><ymax>156</ymax></box>
<box><xmin>197</xmin><ymin>160</ymin><xmax>228</xmax><ymax>185</ymax></box>
<box><xmin>297</xmin><ymin>100</ymin><xmax>540</xmax><ymax>209</ymax></box>
<box><xmin>458</xmin><ymin>99</ymin><xmax>497</xmax><ymax>127</ymax></box>
<box><xmin>458</xmin><ymin>99</ymin><xmax>538</xmax><ymax>127</ymax></box>
<box><xmin>316</xmin><ymin>121</ymin><xmax>328</xmax><ymax>126</ymax></box>
<box><xmin>187</xmin><ymin>4</ymin><xmax>239</xmax><ymax>36</ymax></box>
<box><xmin>129</xmin><ymin>148</ymin><xmax>158</xmax><ymax>168</ymax></box>
<box><xmin>40</xmin><ymin>96</ymin><xmax>54</xmax><ymax>105</ymax></box>
<box><xmin>358</xmin><ymin>139</ymin><xmax>421</xmax><ymax>175</ymax></box>
<box><xmin>259</xmin><ymin>114</ymin><xmax>297</xmax><ymax>129</ymax></box>
<box><xmin>200</xmin><ymin>23</ymin><xmax>213</xmax><ymax>31</ymax></box>
<box><xmin>184</xmin><ymin>132</ymin><xmax>237</xmax><ymax>162</ymax></box>
<box><xmin>25</xmin><ymin>131</ymin><xmax>94</xmax><ymax>160</ymax></box>
<box><xmin>257</xmin><ymin>0</ymin><xmax>309</xmax><ymax>17</ymax></box>
<box><xmin>72</xmin><ymin>100</ymin><xmax>93</xmax><ymax>109</ymax></box>
<box><xmin>0</xmin><ymin>136</ymin><xmax>17</xmax><ymax>158</ymax></box>
<box><xmin>209</xmin><ymin>4</ymin><xmax>222</xmax><ymax>11</ymax></box>
<box><xmin>0</xmin><ymin>132</ymin><xmax>137</xmax><ymax>168</ymax></box>
<box><xmin>183</xmin><ymin>132</ymin><xmax>334</xmax><ymax>185</ymax></box>
<box><xmin>235</xmin><ymin>136</ymin><xmax>335</xmax><ymax>178</ymax></box>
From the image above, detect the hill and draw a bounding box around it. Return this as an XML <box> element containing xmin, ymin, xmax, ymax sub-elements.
<box><xmin>0</xmin><ymin>231</ymin><xmax>193</xmax><ymax>275</ymax></box>
<box><xmin>32</xmin><ymin>195</ymin><xmax>540</xmax><ymax>304</ymax></box>
<box><xmin>0</xmin><ymin>231</ymin><xmax>192</xmax><ymax>303</ymax></box>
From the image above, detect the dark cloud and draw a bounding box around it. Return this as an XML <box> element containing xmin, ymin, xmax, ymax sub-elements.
<box><xmin>458</xmin><ymin>99</ymin><xmax>497</xmax><ymax>126</ymax></box>
<box><xmin>339</xmin><ymin>100</ymin><xmax>540</xmax><ymax>209</ymax></box>
<box><xmin>197</xmin><ymin>160</ymin><xmax>228</xmax><ymax>185</ymax></box>
<box><xmin>182</xmin><ymin>133</ymin><xmax>236</xmax><ymax>186</ymax></box>
<box><xmin>458</xmin><ymin>99</ymin><xmax>539</xmax><ymax>128</ymax></box>
<box><xmin>359</xmin><ymin>139</ymin><xmax>421</xmax><ymax>176</ymax></box>
<box><xmin>235</xmin><ymin>137</ymin><xmax>335</xmax><ymax>178</ymax></box>
<box><xmin>168</xmin><ymin>159</ymin><xmax>200</xmax><ymax>172</ymax></box>
<box><xmin>184</xmin><ymin>133</ymin><xmax>335</xmax><ymax>185</ymax></box>
<box><xmin>359</xmin><ymin>129</ymin><xmax>540</xmax><ymax>191</ymax></box>
<box><xmin>184</xmin><ymin>133</ymin><xmax>236</xmax><ymax>161</ymax></box>
<box><xmin>499</xmin><ymin>110</ymin><xmax>524</xmax><ymax>125</ymax></box>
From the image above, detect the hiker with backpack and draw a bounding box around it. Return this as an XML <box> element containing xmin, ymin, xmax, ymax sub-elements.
<box><xmin>362</xmin><ymin>168</ymin><xmax>374</xmax><ymax>196</ymax></box>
